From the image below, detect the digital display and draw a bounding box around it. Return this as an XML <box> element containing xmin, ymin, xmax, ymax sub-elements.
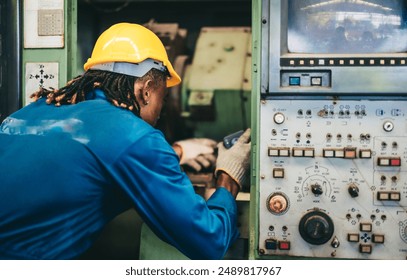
<box><xmin>287</xmin><ymin>0</ymin><xmax>407</xmax><ymax>54</ymax></box>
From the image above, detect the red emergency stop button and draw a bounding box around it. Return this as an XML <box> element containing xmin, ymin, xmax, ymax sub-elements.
<box><xmin>278</xmin><ymin>241</ymin><xmax>291</xmax><ymax>250</ymax></box>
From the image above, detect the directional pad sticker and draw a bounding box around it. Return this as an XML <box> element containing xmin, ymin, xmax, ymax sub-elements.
<box><xmin>25</xmin><ymin>62</ymin><xmax>59</xmax><ymax>106</ymax></box>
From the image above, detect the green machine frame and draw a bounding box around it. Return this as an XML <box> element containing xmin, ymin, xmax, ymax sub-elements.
<box><xmin>249</xmin><ymin>0</ymin><xmax>262</xmax><ymax>260</ymax></box>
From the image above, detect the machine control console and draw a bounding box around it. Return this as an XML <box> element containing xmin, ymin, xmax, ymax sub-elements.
<box><xmin>258</xmin><ymin>99</ymin><xmax>407</xmax><ymax>259</ymax></box>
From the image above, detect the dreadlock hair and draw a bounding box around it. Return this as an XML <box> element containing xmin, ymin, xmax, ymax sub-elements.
<box><xmin>30</xmin><ymin>68</ymin><xmax>167</xmax><ymax>117</ymax></box>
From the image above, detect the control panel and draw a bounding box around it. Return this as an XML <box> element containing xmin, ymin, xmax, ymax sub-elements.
<box><xmin>258</xmin><ymin>99</ymin><xmax>407</xmax><ymax>259</ymax></box>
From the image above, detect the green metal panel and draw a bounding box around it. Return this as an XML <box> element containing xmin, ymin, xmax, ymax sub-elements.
<box><xmin>22</xmin><ymin>0</ymin><xmax>78</xmax><ymax>106</ymax></box>
<box><xmin>249</xmin><ymin>0</ymin><xmax>262</xmax><ymax>260</ymax></box>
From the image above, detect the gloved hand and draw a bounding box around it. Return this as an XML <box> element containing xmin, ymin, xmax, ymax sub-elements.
<box><xmin>215</xmin><ymin>128</ymin><xmax>251</xmax><ymax>190</ymax></box>
<box><xmin>182</xmin><ymin>153</ymin><xmax>217</xmax><ymax>173</ymax></box>
<box><xmin>173</xmin><ymin>138</ymin><xmax>217</xmax><ymax>172</ymax></box>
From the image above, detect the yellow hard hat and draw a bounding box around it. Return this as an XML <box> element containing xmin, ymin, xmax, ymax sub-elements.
<box><xmin>83</xmin><ymin>23</ymin><xmax>181</xmax><ymax>88</ymax></box>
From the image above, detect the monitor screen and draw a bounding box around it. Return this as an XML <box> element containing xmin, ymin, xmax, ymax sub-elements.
<box><xmin>287</xmin><ymin>0</ymin><xmax>407</xmax><ymax>54</ymax></box>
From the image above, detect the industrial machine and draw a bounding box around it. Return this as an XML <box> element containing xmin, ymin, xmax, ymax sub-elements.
<box><xmin>139</xmin><ymin>26</ymin><xmax>252</xmax><ymax>260</ymax></box>
<box><xmin>250</xmin><ymin>0</ymin><xmax>407</xmax><ymax>259</ymax></box>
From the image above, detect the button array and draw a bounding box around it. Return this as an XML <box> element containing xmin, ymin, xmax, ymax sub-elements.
<box><xmin>292</xmin><ymin>148</ymin><xmax>315</xmax><ymax>157</ymax></box>
<box><xmin>377</xmin><ymin>191</ymin><xmax>401</xmax><ymax>201</ymax></box>
<box><xmin>348</xmin><ymin>222</ymin><xmax>385</xmax><ymax>254</ymax></box>
<box><xmin>377</xmin><ymin>157</ymin><xmax>401</xmax><ymax>166</ymax></box>
<box><xmin>268</xmin><ymin>148</ymin><xmax>402</xmax><ymax>167</ymax></box>
<box><xmin>265</xmin><ymin>239</ymin><xmax>290</xmax><ymax>251</ymax></box>
<box><xmin>268</xmin><ymin>147</ymin><xmax>290</xmax><ymax>157</ymax></box>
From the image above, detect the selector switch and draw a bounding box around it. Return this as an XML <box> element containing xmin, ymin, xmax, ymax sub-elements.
<box><xmin>311</xmin><ymin>183</ymin><xmax>323</xmax><ymax>195</ymax></box>
<box><xmin>348</xmin><ymin>183</ymin><xmax>359</xmax><ymax>198</ymax></box>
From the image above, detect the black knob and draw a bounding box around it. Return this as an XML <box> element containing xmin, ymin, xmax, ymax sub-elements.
<box><xmin>299</xmin><ymin>210</ymin><xmax>334</xmax><ymax>245</ymax></box>
<box><xmin>311</xmin><ymin>183</ymin><xmax>323</xmax><ymax>195</ymax></box>
<box><xmin>348</xmin><ymin>184</ymin><xmax>359</xmax><ymax>198</ymax></box>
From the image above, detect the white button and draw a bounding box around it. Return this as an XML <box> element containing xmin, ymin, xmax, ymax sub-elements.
<box><xmin>372</xmin><ymin>234</ymin><xmax>385</xmax><ymax>243</ymax></box>
<box><xmin>324</xmin><ymin>149</ymin><xmax>334</xmax><ymax>157</ymax></box>
<box><xmin>268</xmin><ymin>148</ymin><xmax>279</xmax><ymax>157</ymax></box>
<box><xmin>360</xmin><ymin>150</ymin><xmax>372</xmax><ymax>158</ymax></box>
<box><xmin>360</xmin><ymin>223</ymin><xmax>372</xmax><ymax>232</ymax></box>
<box><xmin>273</xmin><ymin>168</ymin><xmax>284</xmax><ymax>178</ymax></box>
<box><xmin>378</xmin><ymin>192</ymin><xmax>389</xmax><ymax>200</ymax></box>
<box><xmin>379</xmin><ymin>158</ymin><xmax>390</xmax><ymax>166</ymax></box>
<box><xmin>304</xmin><ymin>149</ymin><xmax>314</xmax><ymax>157</ymax></box>
<box><xmin>279</xmin><ymin>149</ymin><xmax>290</xmax><ymax>157</ymax></box>
<box><xmin>390</xmin><ymin>192</ymin><xmax>400</xmax><ymax>201</ymax></box>
<box><xmin>273</xmin><ymin>113</ymin><xmax>285</xmax><ymax>124</ymax></box>
<box><xmin>335</xmin><ymin>150</ymin><xmax>345</xmax><ymax>158</ymax></box>
<box><xmin>348</xmin><ymin>233</ymin><xmax>359</xmax><ymax>242</ymax></box>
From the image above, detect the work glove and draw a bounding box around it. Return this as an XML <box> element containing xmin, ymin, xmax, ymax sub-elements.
<box><xmin>173</xmin><ymin>138</ymin><xmax>217</xmax><ymax>172</ymax></box>
<box><xmin>215</xmin><ymin>128</ymin><xmax>251</xmax><ymax>190</ymax></box>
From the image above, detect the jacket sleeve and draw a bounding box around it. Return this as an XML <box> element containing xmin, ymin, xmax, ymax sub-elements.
<box><xmin>111</xmin><ymin>130</ymin><xmax>239</xmax><ymax>259</ymax></box>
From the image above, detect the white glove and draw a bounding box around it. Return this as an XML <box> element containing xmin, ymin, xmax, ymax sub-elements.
<box><xmin>182</xmin><ymin>153</ymin><xmax>217</xmax><ymax>172</ymax></box>
<box><xmin>173</xmin><ymin>138</ymin><xmax>217</xmax><ymax>168</ymax></box>
<box><xmin>215</xmin><ymin>128</ymin><xmax>251</xmax><ymax>190</ymax></box>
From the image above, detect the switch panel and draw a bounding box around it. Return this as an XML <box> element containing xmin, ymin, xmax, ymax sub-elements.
<box><xmin>24</xmin><ymin>0</ymin><xmax>64</xmax><ymax>48</ymax></box>
<box><xmin>258</xmin><ymin>99</ymin><xmax>407</xmax><ymax>259</ymax></box>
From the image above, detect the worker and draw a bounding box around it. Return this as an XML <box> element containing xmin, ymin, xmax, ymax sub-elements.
<box><xmin>0</xmin><ymin>23</ymin><xmax>251</xmax><ymax>260</ymax></box>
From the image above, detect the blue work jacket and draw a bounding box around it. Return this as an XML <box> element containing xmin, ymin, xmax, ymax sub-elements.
<box><xmin>0</xmin><ymin>89</ymin><xmax>239</xmax><ymax>260</ymax></box>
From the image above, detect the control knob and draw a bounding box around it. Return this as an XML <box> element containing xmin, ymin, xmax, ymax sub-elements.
<box><xmin>348</xmin><ymin>183</ymin><xmax>359</xmax><ymax>198</ymax></box>
<box><xmin>299</xmin><ymin>210</ymin><xmax>334</xmax><ymax>245</ymax></box>
<box><xmin>311</xmin><ymin>183</ymin><xmax>323</xmax><ymax>196</ymax></box>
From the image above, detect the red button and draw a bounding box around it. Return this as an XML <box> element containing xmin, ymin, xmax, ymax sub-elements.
<box><xmin>390</xmin><ymin>158</ymin><xmax>401</xmax><ymax>166</ymax></box>
<box><xmin>278</xmin><ymin>241</ymin><xmax>290</xmax><ymax>250</ymax></box>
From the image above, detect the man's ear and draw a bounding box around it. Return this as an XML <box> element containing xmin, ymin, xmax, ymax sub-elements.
<box><xmin>135</xmin><ymin>79</ymin><xmax>153</xmax><ymax>105</ymax></box>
